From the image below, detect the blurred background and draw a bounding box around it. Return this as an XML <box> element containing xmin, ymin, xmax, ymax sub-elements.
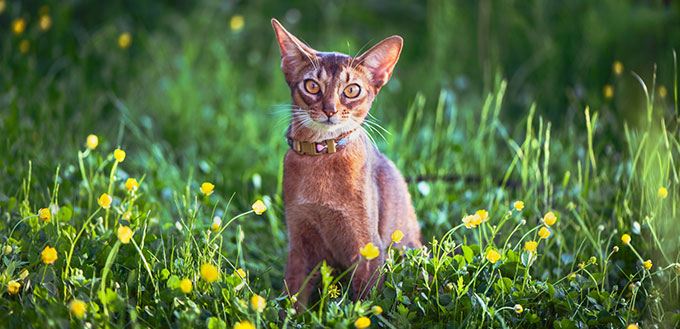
<box><xmin>1</xmin><ymin>0</ymin><xmax>678</xmax><ymax>234</ymax></box>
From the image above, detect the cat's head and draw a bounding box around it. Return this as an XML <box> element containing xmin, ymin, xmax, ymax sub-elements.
<box><xmin>271</xmin><ymin>18</ymin><xmax>402</xmax><ymax>138</ymax></box>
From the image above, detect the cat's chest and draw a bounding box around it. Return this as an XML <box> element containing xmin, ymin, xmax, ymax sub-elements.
<box><xmin>282</xmin><ymin>147</ymin><xmax>372</xmax><ymax>206</ymax></box>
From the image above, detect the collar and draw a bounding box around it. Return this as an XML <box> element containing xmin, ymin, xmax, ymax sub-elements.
<box><xmin>286</xmin><ymin>129</ymin><xmax>356</xmax><ymax>155</ymax></box>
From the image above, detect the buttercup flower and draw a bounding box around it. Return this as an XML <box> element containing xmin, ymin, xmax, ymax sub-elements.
<box><xmin>118</xmin><ymin>32</ymin><xmax>131</xmax><ymax>49</ymax></box>
<box><xmin>360</xmin><ymin>242</ymin><xmax>380</xmax><ymax>260</ymax></box>
<box><xmin>39</xmin><ymin>15</ymin><xmax>51</xmax><ymax>31</ymax></box>
<box><xmin>69</xmin><ymin>299</ymin><xmax>87</xmax><ymax>318</ymax></box>
<box><xmin>200</xmin><ymin>263</ymin><xmax>219</xmax><ymax>282</ymax></box>
<box><xmin>233</xmin><ymin>321</ymin><xmax>255</xmax><ymax>329</ymax></box>
<box><xmin>179</xmin><ymin>278</ymin><xmax>192</xmax><ymax>293</ymax></box>
<box><xmin>462</xmin><ymin>213</ymin><xmax>483</xmax><ymax>228</ymax></box>
<box><xmin>658</xmin><ymin>187</ymin><xmax>668</xmax><ymax>199</ymax></box>
<box><xmin>41</xmin><ymin>246</ymin><xmax>58</xmax><ymax>264</ymax></box>
<box><xmin>514</xmin><ymin>304</ymin><xmax>524</xmax><ymax>314</ymax></box>
<box><xmin>200</xmin><ymin>182</ymin><xmax>215</xmax><ymax>195</ymax></box>
<box><xmin>513</xmin><ymin>201</ymin><xmax>524</xmax><ymax>211</ymax></box>
<box><xmin>12</xmin><ymin>18</ymin><xmax>26</xmax><ymax>35</ymax></box>
<box><xmin>328</xmin><ymin>284</ymin><xmax>340</xmax><ymax>298</ymax></box>
<box><xmin>230</xmin><ymin>15</ymin><xmax>245</xmax><ymax>31</ymax></box>
<box><xmin>19</xmin><ymin>269</ymin><xmax>29</xmax><ymax>280</ymax></box>
<box><xmin>643</xmin><ymin>260</ymin><xmax>652</xmax><ymax>270</ymax></box>
<box><xmin>621</xmin><ymin>234</ymin><xmax>631</xmax><ymax>245</ymax></box>
<box><xmin>250</xmin><ymin>294</ymin><xmax>266</xmax><ymax>312</ymax></box>
<box><xmin>86</xmin><ymin>134</ymin><xmax>98</xmax><ymax>149</ymax></box>
<box><xmin>38</xmin><ymin>208</ymin><xmax>51</xmax><ymax>222</ymax></box>
<box><xmin>603</xmin><ymin>85</ymin><xmax>614</xmax><ymax>99</ymax></box>
<box><xmin>7</xmin><ymin>281</ymin><xmax>20</xmax><ymax>294</ymax></box>
<box><xmin>486</xmin><ymin>249</ymin><xmax>501</xmax><ymax>264</ymax></box>
<box><xmin>627</xmin><ymin>324</ymin><xmax>639</xmax><ymax>329</ymax></box>
<box><xmin>211</xmin><ymin>216</ymin><xmax>221</xmax><ymax>232</ymax></box>
<box><xmin>235</xmin><ymin>268</ymin><xmax>246</xmax><ymax>280</ymax></box>
<box><xmin>524</xmin><ymin>241</ymin><xmax>538</xmax><ymax>253</ymax></box>
<box><xmin>613</xmin><ymin>61</ymin><xmax>624</xmax><ymax>75</ymax></box>
<box><xmin>114</xmin><ymin>149</ymin><xmax>126</xmax><ymax>162</ymax></box>
<box><xmin>3</xmin><ymin>245</ymin><xmax>11</xmax><ymax>255</ymax></box>
<box><xmin>391</xmin><ymin>230</ymin><xmax>404</xmax><ymax>243</ymax></box>
<box><xmin>252</xmin><ymin>200</ymin><xmax>266</xmax><ymax>214</ymax></box>
<box><xmin>372</xmin><ymin>305</ymin><xmax>383</xmax><ymax>315</ymax></box>
<box><xmin>543</xmin><ymin>211</ymin><xmax>557</xmax><ymax>226</ymax></box>
<box><xmin>117</xmin><ymin>226</ymin><xmax>133</xmax><ymax>244</ymax></box>
<box><xmin>538</xmin><ymin>227</ymin><xmax>551</xmax><ymax>239</ymax></box>
<box><xmin>475</xmin><ymin>209</ymin><xmax>489</xmax><ymax>222</ymax></box>
<box><xmin>125</xmin><ymin>178</ymin><xmax>138</xmax><ymax>192</ymax></box>
<box><xmin>354</xmin><ymin>317</ymin><xmax>371</xmax><ymax>329</ymax></box>
<box><xmin>98</xmin><ymin>193</ymin><xmax>112</xmax><ymax>209</ymax></box>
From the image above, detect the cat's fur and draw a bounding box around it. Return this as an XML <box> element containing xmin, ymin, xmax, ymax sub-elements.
<box><xmin>272</xmin><ymin>18</ymin><xmax>421</xmax><ymax>305</ymax></box>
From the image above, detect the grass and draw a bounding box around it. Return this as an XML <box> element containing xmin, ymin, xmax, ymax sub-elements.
<box><xmin>1</xmin><ymin>1</ymin><xmax>680</xmax><ymax>328</ymax></box>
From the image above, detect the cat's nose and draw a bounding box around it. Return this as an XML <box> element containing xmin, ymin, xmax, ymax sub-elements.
<box><xmin>323</xmin><ymin>106</ymin><xmax>337</xmax><ymax>117</ymax></box>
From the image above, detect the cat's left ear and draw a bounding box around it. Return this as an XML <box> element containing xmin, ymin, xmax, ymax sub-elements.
<box><xmin>271</xmin><ymin>18</ymin><xmax>317</xmax><ymax>76</ymax></box>
<box><xmin>357</xmin><ymin>36</ymin><xmax>403</xmax><ymax>89</ymax></box>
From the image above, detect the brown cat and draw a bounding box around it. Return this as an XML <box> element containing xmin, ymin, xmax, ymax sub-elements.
<box><xmin>271</xmin><ymin>18</ymin><xmax>421</xmax><ymax>305</ymax></box>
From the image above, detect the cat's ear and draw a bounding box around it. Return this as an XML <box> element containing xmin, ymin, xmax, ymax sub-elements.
<box><xmin>357</xmin><ymin>36</ymin><xmax>403</xmax><ymax>89</ymax></box>
<box><xmin>271</xmin><ymin>18</ymin><xmax>317</xmax><ymax>75</ymax></box>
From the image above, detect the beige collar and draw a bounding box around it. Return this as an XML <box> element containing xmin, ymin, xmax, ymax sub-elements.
<box><xmin>286</xmin><ymin>129</ymin><xmax>357</xmax><ymax>155</ymax></box>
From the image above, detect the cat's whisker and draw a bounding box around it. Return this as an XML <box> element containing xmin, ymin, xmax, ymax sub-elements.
<box><xmin>363</xmin><ymin>119</ymin><xmax>392</xmax><ymax>136</ymax></box>
<box><xmin>362</xmin><ymin>121</ymin><xmax>388</xmax><ymax>142</ymax></box>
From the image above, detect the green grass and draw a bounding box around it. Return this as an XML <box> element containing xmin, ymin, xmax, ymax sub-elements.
<box><xmin>1</xmin><ymin>1</ymin><xmax>680</xmax><ymax>328</ymax></box>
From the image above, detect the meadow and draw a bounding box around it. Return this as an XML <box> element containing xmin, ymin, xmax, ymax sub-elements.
<box><xmin>1</xmin><ymin>0</ymin><xmax>680</xmax><ymax>328</ymax></box>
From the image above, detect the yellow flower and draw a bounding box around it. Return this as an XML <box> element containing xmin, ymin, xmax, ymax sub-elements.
<box><xmin>621</xmin><ymin>234</ymin><xmax>631</xmax><ymax>245</ymax></box>
<box><xmin>230</xmin><ymin>15</ymin><xmax>245</xmax><ymax>31</ymax></box>
<box><xmin>658</xmin><ymin>85</ymin><xmax>667</xmax><ymax>99</ymax></box>
<box><xmin>613</xmin><ymin>61</ymin><xmax>624</xmax><ymax>75</ymax></box>
<box><xmin>524</xmin><ymin>240</ymin><xmax>538</xmax><ymax>253</ymax></box>
<box><xmin>125</xmin><ymin>178</ymin><xmax>138</xmax><ymax>192</ymax></box>
<box><xmin>39</xmin><ymin>15</ymin><xmax>51</xmax><ymax>31</ymax></box>
<box><xmin>513</xmin><ymin>201</ymin><xmax>524</xmax><ymax>211</ymax></box>
<box><xmin>328</xmin><ymin>284</ymin><xmax>340</xmax><ymax>298</ymax></box>
<box><xmin>250</xmin><ymin>294</ymin><xmax>266</xmax><ymax>312</ymax></box>
<box><xmin>123</xmin><ymin>211</ymin><xmax>132</xmax><ymax>220</ymax></box>
<box><xmin>200</xmin><ymin>263</ymin><xmax>219</xmax><ymax>282</ymax></box>
<box><xmin>3</xmin><ymin>245</ymin><xmax>12</xmax><ymax>255</ymax></box>
<box><xmin>41</xmin><ymin>246</ymin><xmax>58</xmax><ymax>264</ymax></box>
<box><xmin>19</xmin><ymin>39</ymin><xmax>30</xmax><ymax>53</ymax></box>
<box><xmin>543</xmin><ymin>211</ymin><xmax>557</xmax><ymax>226</ymax></box>
<box><xmin>233</xmin><ymin>321</ymin><xmax>255</xmax><ymax>329</ymax></box>
<box><xmin>354</xmin><ymin>317</ymin><xmax>371</xmax><ymax>329</ymax></box>
<box><xmin>98</xmin><ymin>193</ymin><xmax>112</xmax><ymax>209</ymax></box>
<box><xmin>462</xmin><ymin>213</ymin><xmax>483</xmax><ymax>228</ymax></box>
<box><xmin>475</xmin><ymin>209</ymin><xmax>489</xmax><ymax>222</ymax></box>
<box><xmin>118</xmin><ymin>32</ymin><xmax>132</xmax><ymax>49</ymax></box>
<box><xmin>234</xmin><ymin>268</ymin><xmax>246</xmax><ymax>280</ymax></box>
<box><xmin>0</xmin><ymin>0</ymin><xmax>5</xmax><ymax>14</ymax></box>
<box><xmin>643</xmin><ymin>259</ymin><xmax>652</xmax><ymax>270</ymax></box>
<box><xmin>117</xmin><ymin>226</ymin><xmax>133</xmax><ymax>244</ymax></box>
<box><xmin>627</xmin><ymin>324</ymin><xmax>639</xmax><ymax>329</ymax></box>
<box><xmin>12</xmin><ymin>18</ymin><xmax>26</xmax><ymax>35</ymax></box>
<box><xmin>658</xmin><ymin>187</ymin><xmax>668</xmax><ymax>199</ymax></box>
<box><xmin>538</xmin><ymin>227</ymin><xmax>551</xmax><ymax>239</ymax></box>
<box><xmin>179</xmin><ymin>278</ymin><xmax>192</xmax><ymax>293</ymax></box>
<box><xmin>360</xmin><ymin>242</ymin><xmax>380</xmax><ymax>260</ymax></box>
<box><xmin>252</xmin><ymin>200</ymin><xmax>266</xmax><ymax>214</ymax></box>
<box><xmin>211</xmin><ymin>217</ymin><xmax>221</xmax><ymax>232</ymax></box>
<box><xmin>391</xmin><ymin>230</ymin><xmax>404</xmax><ymax>243</ymax></box>
<box><xmin>486</xmin><ymin>249</ymin><xmax>501</xmax><ymax>264</ymax></box>
<box><xmin>86</xmin><ymin>134</ymin><xmax>98</xmax><ymax>149</ymax></box>
<box><xmin>38</xmin><ymin>208</ymin><xmax>51</xmax><ymax>222</ymax></box>
<box><xmin>19</xmin><ymin>269</ymin><xmax>29</xmax><ymax>280</ymax></box>
<box><xmin>69</xmin><ymin>299</ymin><xmax>87</xmax><ymax>318</ymax></box>
<box><xmin>372</xmin><ymin>305</ymin><xmax>383</xmax><ymax>315</ymax></box>
<box><xmin>114</xmin><ymin>149</ymin><xmax>126</xmax><ymax>162</ymax></box>
<box><xmin>514</xmin><ymin>304</ymin><xmax>524</xmax><ymax>314</ymax></box>
<box><xmin>200</xmin><ymin>182</ymin><xmax>215</xmax><ymax>195</ymax></box>
<box><xmin>603</xmin><ymin>85</ymin><xmax>614</xmax><ymax>99</ymax></box>
<box><xmin>7</xmin><ymin>281</ymin><xmax>20</xmax><ymax>294</ymax></box>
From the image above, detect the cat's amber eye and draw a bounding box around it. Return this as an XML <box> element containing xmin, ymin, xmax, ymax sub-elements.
<box><xmin>304</xmin><ymin>79</ymin><xmax>321</xmax><ymax>94</ymax></box>
<box><xmin>343</xmin><ymin>84</ymin><xmax>361</xmax><ymax>98</ymax></box>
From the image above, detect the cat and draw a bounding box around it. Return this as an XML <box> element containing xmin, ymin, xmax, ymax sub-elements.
<box><xmin>271</xmin><ymin>18</ymin><xmax>422</xmax><ymax>306</ymax></box>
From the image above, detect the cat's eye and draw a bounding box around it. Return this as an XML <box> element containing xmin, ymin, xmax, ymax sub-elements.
<box><xmin>343</xmin><ymin>84</ymin><xmax>361</xmax><ymax>98</ymax></box>
<box><xmin>304</xmin><ymin>79</ymin><xmax>321</xmax><ymax>94</ymax></box>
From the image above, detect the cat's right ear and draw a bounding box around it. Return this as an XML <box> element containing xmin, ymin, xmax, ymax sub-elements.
<box><xmin>271</xmin><ymin>18</ymin><xmax>316</xmax><ymax>75</ymax></box>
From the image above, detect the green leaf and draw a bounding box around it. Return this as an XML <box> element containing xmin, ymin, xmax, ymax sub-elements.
<box><xmin>461</xmin><ymin>245</ymin><xmax>474</xmax><ymax>264</ymax></box>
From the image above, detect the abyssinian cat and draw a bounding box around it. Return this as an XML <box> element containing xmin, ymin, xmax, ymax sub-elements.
<box><xmin>271</xmin><ymin>18</ymin><xmax>421</xmax><ymax>305</ymax></box>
